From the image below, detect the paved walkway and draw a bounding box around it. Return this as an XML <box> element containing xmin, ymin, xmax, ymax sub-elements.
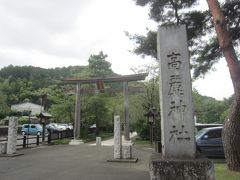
<box><xmin>89</xmin><ymin>132</ymin><xmax>138</xmax><ymax>146</ymax></box>
<box><xmin>0</xmin><ymin>140</ymin><xmax>152</xmax><ymax>180</ymax></box>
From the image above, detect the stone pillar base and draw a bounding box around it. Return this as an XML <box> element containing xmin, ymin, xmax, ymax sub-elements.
<box><xmin>0</xmin><ymin>142</ymin><xmax>7</xmax><ymax>154</ymax></box>
<box><xmin>96</xmin><ymin>137</ymin><xmax>101</xmax><ymax>146</ymax></box>
<box><xmin>149</xmin><ymin>153</ymin><xmax>215</xmax><ymax>180</ymax></box>
<box><xmin>123</xmin><ymin>144</ymin><xmax>132</xmax><ymax>159</ymax></box>
<box><xmin>69</xmin><ymin>139</ymin><xmax>84</xmax><ymax>145</ymax></box>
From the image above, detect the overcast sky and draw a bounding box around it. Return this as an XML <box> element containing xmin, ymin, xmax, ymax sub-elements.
<box><xmin>0</xmin><ymin>0</ymin><xmax>234</xmax><ymax>100</ymax></box>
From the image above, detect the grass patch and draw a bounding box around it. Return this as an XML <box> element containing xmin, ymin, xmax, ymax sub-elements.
<box><xmin>132</xmin><ymin>138</ymin><xmax>152</xmax><ymax>148</ymax></box>
<box><xmin>83</xmin><ymin>132</ymin><xmax>113</xmax><ymax>143</ymax></box>
<box><xmin>215</xmin><ymin>163</ymin><xmax>240</xmax><ymax>180</ymax></box>
<box><xmin>49</xmin><ymin>138</ymin><xmax>71</xmax><ymax>145</ymax></box>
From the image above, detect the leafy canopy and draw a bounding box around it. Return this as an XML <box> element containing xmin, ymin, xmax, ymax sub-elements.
<box><xmin>87</xmin><ymin>51</ymin><xmax>113</xmax><ymax>77</ymax></box>
<box><xmin>130</xmin><ymin>0</ymin><xmax>240</xmax><ymax>78</ymax></box>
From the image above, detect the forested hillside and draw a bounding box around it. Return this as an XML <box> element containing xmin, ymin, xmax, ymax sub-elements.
<box><xmin>0</xmin><ymin>65</ymin><xmax>85</xmax><ymax>89</ymax></box>
<box><xmin>0</xmin><ymin>52</ymin><xmax>118</xmax><ymax>119</ymax></box>
<box><xmin>0</xmin><ymin>65</ymin><xmax>86</xmax><ymax>109</ymax></box>
<box><xmin>0</xmin><ymin>52</ymin><xmax>232</xmax><ymax>138</ymax></box>
<box><xmin>0</xmin><ymin>52</ymin><xmax>131</xmax><ymax>136</ymax></box>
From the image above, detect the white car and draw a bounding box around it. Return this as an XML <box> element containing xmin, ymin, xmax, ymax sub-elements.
<box><xmin>50</xmin><ymin>123</ymin><xmax>66</xmax><ymax>131</ymax></box>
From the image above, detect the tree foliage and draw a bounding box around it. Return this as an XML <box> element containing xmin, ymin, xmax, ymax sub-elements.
<box><xmin>193</xmin><ymin>89</ymin><xmax>231</xmax><ymax>123</ymax></box>
<box><xmin>49</xmin><ymin>95</ymin><xmax>75</xmax><ymax>123</ymax></box>
<box><xmin>83</xmin><ymin>94</ymin><xmax>111</xmax><ymax>135</ymax></box>
<box><xmin>87</xmin><ymin>51</ymin><xmax>114</xmax><ymax>77</ymax></box>
<box><xmin>130</xmin><ymin>0</ymin><xmax>240</xmax><ymax>78</ymax></box>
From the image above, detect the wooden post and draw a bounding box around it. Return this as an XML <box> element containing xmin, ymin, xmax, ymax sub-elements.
<box><xmin>74</xmin><ymin>83</ymin><xmax>81</xmax><ymax>140</ymax></box>
<box><xmin>23</xmin><ymin>135</ymin><xmax>26</xmax><ymax>148</ymax></box>
<box><xmin>36</xmin><ymin>135</ymin><xmax>39</xmax><ymax>146</ymax></box>
<box><xmin>123</xmin><ymin>81</ymin><xmax>130</xmax><ymax>141</ymax></box>
<box><xmin>149</xmin><ymin>124</ymin><xmax>153</xmax><ymax>145</ymax></box>
<box><xmin>48</xmin><ymin>132</ymin><xmax>51</xmax><ymax>144</ymax></box>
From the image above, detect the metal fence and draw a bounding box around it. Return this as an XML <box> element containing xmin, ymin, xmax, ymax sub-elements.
<box><xmin>0</xmin><ymin>129</ymin><xmax>74</xmax><ymax>149</ymax></box>
<box><xmin>48</xmin><ymin>129</ymin><xmax>74</xmax><ymax>143</ymax></box>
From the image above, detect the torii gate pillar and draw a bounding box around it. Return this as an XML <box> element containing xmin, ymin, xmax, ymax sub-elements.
<box><xmin>69</xmin><ymin>83</ymin><xmax>83</xmax><ymax>145</ymax></box>
<box><xmin>123</xmin><ymin>81</ymin><xmax>130</xmax><ymax>141</ymax></box>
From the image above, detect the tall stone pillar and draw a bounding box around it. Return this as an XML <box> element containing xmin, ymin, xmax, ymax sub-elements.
<box><xmin>158</xmin><ymin>25</ymin><xmax>195</xmax><ymax>158</ymax></box>
<box><xmin>149</xmin><ymin>25</ymin><xmax>215</xmax><ymax>180</ymax></box>
<box><xmin>69</xmin><ymin>83</ymin><xmax>83</xmax><ymax>145</ymax></box>
<box><xmin>114</xmin><ymin>115</ymin><xmax>122</xmax><ymax>159</ymax></box>
<box><xmin>123</xmin><ymin>81</ymin><xmax>130</xmax><ymax>141</ymax></box>
<box><xmin>7</xmin><ymin>117</ymin><xmax>18</xmax><ymax>155</ymax></box>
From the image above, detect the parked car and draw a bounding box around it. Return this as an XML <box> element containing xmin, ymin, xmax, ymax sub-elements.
<box><xmin>21</xmin><ymin>124</ymin><xmax>43</xmax><ymax>136</ymax></box>
<box><xmin>195</xmin><ymin>126</ymin><xmax>224</xmax><ymax>157</ymax></box>
<box><xmin>47</xmin><ymin>123</ymin><xmax>72</xmax><ymax>132</ymax></box>
<box><xmin>67</xmin><ymin>124</ymin><xmax>73</xmax><ymax>130</ymax></box>
<box><xmin>60</xmin><ymin>123</ymin><xmax>73</xmax><ymax>130</ymax></box>
<box><xmin>51</xmin><ymin>123</ymin><xmax>67</xmax><ymax>131</ymax></box>
<box><xmin>46</xmin><ymin>124</ymin><xmax>61</xmax><ymax>133</ymax></box>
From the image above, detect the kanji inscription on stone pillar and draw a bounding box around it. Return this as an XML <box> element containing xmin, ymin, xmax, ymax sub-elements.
<box><xmin>158</xmin><ymin>25</ymin><xmax>196</xmax><ymax>158</ymax></box>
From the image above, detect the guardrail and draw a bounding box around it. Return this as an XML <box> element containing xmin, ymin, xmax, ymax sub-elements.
<box><xmin>47</xmin><ymin>129</ymin><xmax>73</xmax><ymax>143</ymax></box>
<box><xmin>0</xmin><ymin>129</ymin><xmax>74</xmax><ymax>148</ymax></box>
<box><xmin>0</xmin><ymin>135</ymin><xmax>44</xmax><ymax>148</ymax></box>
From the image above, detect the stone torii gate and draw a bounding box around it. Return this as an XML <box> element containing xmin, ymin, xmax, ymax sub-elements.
<box><xmin>61</xmin><ymin>73</ymin><xmax>148</xmax><ymax>145</ymax></box>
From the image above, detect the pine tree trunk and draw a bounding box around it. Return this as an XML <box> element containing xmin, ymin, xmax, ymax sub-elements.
<box><xmin>207</xmin><ymin>0</ymin><xmax>240</xmax><ymax>171</ymax></box>
<box><xmin>223</xmin><ymin>86</ymin><xmax>240</xmax><ymax>171</ymax></box>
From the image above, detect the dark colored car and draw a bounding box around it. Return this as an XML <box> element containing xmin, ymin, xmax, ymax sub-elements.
<box><xmin>195</xmin><ymin>126</ymin><xmax>224</xmax><ymax>157</ymax></box>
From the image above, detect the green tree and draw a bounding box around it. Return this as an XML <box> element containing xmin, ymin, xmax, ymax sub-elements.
<box><xmin>0</xmin><ymin>65</ymin><xmax>86</xmax><ymax>89</ymax></box>
<box><xmin>132</xmin><ymin>78</ymin><xmax>161</xmax><ymax>140</ymax></box>
<box><xmin>80</xmin><ymin>52</ymin><xmax>116</xmax><ymax>134</ymax></box>
<box><xmin>0</xmin><ymin>80</ymin><xmax>10</xmax><ymax>118</ymax></box>
<box><xmin>220</xmin><ymin>96</ymin><xmax>233</xmax><ymax>122</ymax></box>
<box><xmin>0</xmin><ymin>78</ymin><xmax>34</xmax><ymax>105</ymax></box>
<box><xmin>49</xmin><ymin>95</ymin><xmax>75</xmax><ymax>123</ymax></box>
<box><xmin>192</xmin><ymin>89</ymin><xmax>229</xmax><ymax>123</ymax></box>
<box><xmin>130</xmin><ymin>0</ymin><xmax>240</xmax><ymax>78</ymax></box>
<box><xmin>87</xmin><ymin>51</ymin><xmax>113</xmax><ymax>77</ymax></box>
<box><xmin>84</xmin><ymin>94</ymin><xmax>111</xmax><ymax>135</ymax></box>
<box><xmin>33</xmin><ymin>85</ymin><xmax>66</xmax><ymax>109</ymax></box>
